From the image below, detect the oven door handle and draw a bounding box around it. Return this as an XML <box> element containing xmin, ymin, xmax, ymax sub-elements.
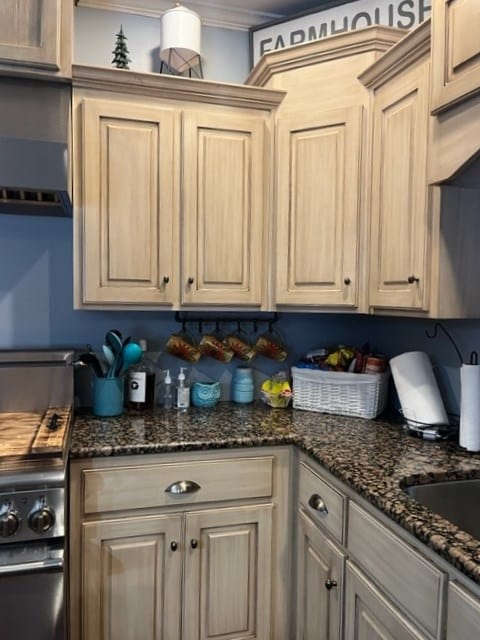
<box><xmin>0</xmin><ymin>556</ymin><xmax>63</xmax><ymax>576</ymax></box>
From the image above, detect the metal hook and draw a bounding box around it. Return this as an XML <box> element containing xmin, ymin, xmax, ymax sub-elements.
<box><xmin>425</xmin><ymin>322</ymin><xmax>464</xmax><ymax>365</ymax></box>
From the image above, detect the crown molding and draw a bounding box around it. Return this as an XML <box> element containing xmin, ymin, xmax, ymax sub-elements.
<box><xmin>75</xmin><ymin>0</ymin><xmax>284</xmax><ymax>30</ymax></box>
<box><xmin>358</xmin><ymin>19</ymin><xmax>431</xmax><ymax>89</ymax></box>
<box><xmin>72</xmin><ymin>64</ymin><xmax>286</xmax><ymax>110</ymax></box>
<box><xmin>246</xmin><ymin>25</ymin><xmax>407</xmax><ymax>87</ymax></box>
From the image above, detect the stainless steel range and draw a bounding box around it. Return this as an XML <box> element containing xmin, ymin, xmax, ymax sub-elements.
<box><xmin>0</xmin><ymin>350</ymin><xmax>74</xmax><ymax>639</ymax></box>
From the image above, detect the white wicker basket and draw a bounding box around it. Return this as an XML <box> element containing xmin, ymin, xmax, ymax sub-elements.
<box><xmin>291</xmin><ymin>367</ymin><xmax>389</xmax><ymax>419</ymax></box>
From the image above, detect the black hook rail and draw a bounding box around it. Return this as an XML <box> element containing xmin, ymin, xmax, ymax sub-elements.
<box><xmin>174</xmin><ymin>312</ymin><xmax>279</xmax><ymax>335</ymax></box>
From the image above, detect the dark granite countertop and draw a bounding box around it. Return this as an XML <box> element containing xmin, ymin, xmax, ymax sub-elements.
<box><xmin>70</xmin><ymin>403</ymin><xmax>480</xmax><ymax>585</ymax></box>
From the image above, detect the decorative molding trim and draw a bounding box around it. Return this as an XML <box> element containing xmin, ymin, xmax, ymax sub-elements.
<box><xmin>72</xmin><ymin>64</ymin><xmax>286</xmax><ymax>110</ymax></box>
<box><xmin>75</xmin><ymin>0</ymin><xmax>284</xmax><ymax>30</ymax></box>
<box><xmin>358</xmin><ymin>19</ymin><xmax>431</xmax><ymax>89</ymax></box>
<box><xmin>246</xmin><ymin>26</ymin><xmax>407</xmax><ymax>87</ymax></box>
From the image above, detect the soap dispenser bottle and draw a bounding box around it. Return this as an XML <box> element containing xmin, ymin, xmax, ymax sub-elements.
<box><xmin>176</xmin><ymin>367</ymin><xmax>190</xmax><ymax>409</ymax></box>
<box><xmin>163</xmin><ymin>370</ymin><xmax>174</xmax><ymax>409</ymax></box>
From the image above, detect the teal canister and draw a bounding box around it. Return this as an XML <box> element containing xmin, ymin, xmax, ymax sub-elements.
<box><xmin>232</xmin><ymin>367</ymin><xmax>254</xmax><ymax>404</ymax></box>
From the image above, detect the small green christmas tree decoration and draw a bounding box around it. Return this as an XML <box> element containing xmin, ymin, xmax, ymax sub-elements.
<box><xmin>112</xmin><ymin>25</ymin><xmax>131</xmax><ymax>70</ymax></box>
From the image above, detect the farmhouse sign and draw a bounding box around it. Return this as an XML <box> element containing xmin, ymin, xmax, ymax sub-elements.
<box><xmin>250</xmin><ymin>0</ymin><xmax>431</xmax><ymax>66</ymax></box>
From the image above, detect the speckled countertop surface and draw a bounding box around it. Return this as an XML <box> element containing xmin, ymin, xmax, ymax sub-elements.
<box><xmin>70</xmin><ymin>403</ymin><xmax>480</xmax><ymax>585</ymax></box>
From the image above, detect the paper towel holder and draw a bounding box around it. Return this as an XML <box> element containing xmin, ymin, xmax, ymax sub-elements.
<box><xmin>399</xmin><ymin>411</ymin><xmax>458</xmax><ymax>441</ymax></box>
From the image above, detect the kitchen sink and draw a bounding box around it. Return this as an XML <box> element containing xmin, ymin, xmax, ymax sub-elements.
<box><xmin>404</xmin><ymin>479</ymin><xmax>480</xmax><ymax>540</ymax></box>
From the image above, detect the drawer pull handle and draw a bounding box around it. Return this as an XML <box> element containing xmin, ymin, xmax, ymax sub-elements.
<box><xmin>308</xmin><ymin>493</ymin><xmax>328</xmax><ymax>514</ymax></box>
<box><xmin>190</xmin><ymin>538</ymin><xmax>198</xmax><ymax>549</ymax></box>
<box><xmin>325</xmin><ymin>578</ymin><xmax>337</xmax><ymax>591</ymax></box>
<box><xmin>170</xmin><ymin>541</ymin><xmax>178</xmax><ymax>551</ymax></box>
<box><xmin>165</xmin><ymin>480</ymin><xmax>201</xmax><ymax>495</ymax></box>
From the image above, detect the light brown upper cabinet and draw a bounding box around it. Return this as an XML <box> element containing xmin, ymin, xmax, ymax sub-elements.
<box><xmin>275</xmin><ymin>106</ymin><xmax>362</xmax><ymax>308</ymax></box>
<box><xmin>360</xmin><ymin>24</ymin><xmax>431</xmax><ymax>312</ymax></box>
<box><xmin>431</xmin><ymin>0</ymin><xmax>480</xmax><ymax>114</ymax></box>
<box><xmin>247</xmin><ymin>27</ymin><xmax>405</xmax><ymax>312</ymax></box>
<box><xmin>72</xmin><ymin>66</ymin><xmax>284</xmax><ymax>310</ymax></box>
<box><xmin>0</xmin><ymin>0</ymin><xmax>72</xmax><ymax>77</ymax></box>
<box><xmin>75</xmin><ymin>96</ymin><xmax>178</xmax><ymax>307</ymax></box>
<box><xmin>428</xmin><ymin>1</ymin><xmax>480</xmax><ymax>185</ymax></box>
<box><xmin>361</xmin><ymin>20</ymin><xmax>480</xmax><ymax>318</ymax></box>
<box><xmin>181</xmin><ymin>110</ymin><xmax>267</xmax><ymax>307</ymax></box>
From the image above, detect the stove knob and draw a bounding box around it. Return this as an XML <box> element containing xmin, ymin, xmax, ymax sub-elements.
<box><xmin>28</xmin><ymin>507</ymin><xmax>56</xmax><ymax>534</ymax></box>
<box><xmin>0</xmin><ymin>508</ymin><xmax>20</xmax><ymax>537</ymax></box>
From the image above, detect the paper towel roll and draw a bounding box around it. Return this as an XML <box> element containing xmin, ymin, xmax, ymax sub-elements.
<box><xmin>390</xmin><ymin>351</ymin><xmax>449</xmax><ymax>427</ymax></box>
<box><xmin>460</xmin><ymin>364</ymin><xmax>480</xmax><ymax>451</ymax></box>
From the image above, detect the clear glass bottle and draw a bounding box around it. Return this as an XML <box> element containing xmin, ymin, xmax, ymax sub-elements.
<box><xmin>127</xmin><ymin>339</ymin><xmax>155</xmax><ymax>409</ymax></box>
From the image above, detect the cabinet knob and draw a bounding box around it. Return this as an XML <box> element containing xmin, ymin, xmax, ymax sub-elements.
<box><xmin>163</xmin><ymin>275</ymin><xmax>170</xmax><ymax>284</ymax></box>
<box><xmin>308</xmin><ymin>493</ymin><xmax>328</xmax><ymax>514</ymax></box>
<box><xmin>170</xmin><ymin>540</ymin><xmax>178</xmax><ymax>551</ymax></box>
<box><xmin>407</xmin><ymin>275</ymin><xmax>420</xmax><ymax>284</ymax></box>
<box><xmin>187</xmin><ymin>277</ymin><xmax>195</xmax><ymax>285</ymax></box>
<box><xmin>165</xmin><ymin>480</ymin><xmax>201</xmax><ymax>495</ymax></box>
<box><xmin>344</xmin><ymin>277</ymin><xmax>351</xmax><ymax>286</ymax></box>
<box><xmin>190</xmin><ymin>538</ymin><xmax>198</xmax><ymax>549</ymax></box>
<box><xmin>325</xmin><ymin>578</ymin><xmax>337</xmax><ymax>591</ymax></box>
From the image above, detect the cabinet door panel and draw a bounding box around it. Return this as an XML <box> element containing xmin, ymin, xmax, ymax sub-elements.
<box><xmin>182</xmin><ymin>111</ymin><xmax>265</xmax><ymax>306</ymax></box>
<box><xmin>431</xmin><ymin>0</ymin><xmax>480</xmax><ymax>112</ymax></box>
<box><xmin>344</xmin><ymin>562</ymin><xmax>427</xmax><ymax>640</ymax></box>
<box><xmin>81</xmin><ymin>515</ymin><xmax>182</xmax><ymax>640</ymax></box>
<box><xmin>296</xmin><ymin>510</ymin><xmax>344</xmax><ymax>640</ymax></box>
<box><xmin>80</xmin><ymin>99</ymin><xmax>177</xmax><ymax>305</ymax></box>
<box><xmin>447</xmin><ymin>581</ymin><xmax>480</xmax><ymax>640</ymax></box>
<box><xmin>0</xmin><ymin>0</ymin><xmax>60</xmax><ymax>69</ymax></box>
<box><xmin>369</xmin><ymin>63</ymin><xmax>430</xmax><ymax>310</ymax></box>
<box><xmin>276</xmin><ymin>107</ymin><xmax>362</xmax><ymax>307</ymax></box>
<box><xmin>183</xmin><ymin>504</ymin><xmax>273</xmax><ymax>640</ymax></box>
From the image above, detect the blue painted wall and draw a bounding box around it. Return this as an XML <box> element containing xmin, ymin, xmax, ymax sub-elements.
<box><xmin>0</xmin><ymin>6</ymin><xmax>478</xmax><ymax>415</ymax></box>
<box><xmin>0</xmin><ymin>212</ymin><xmax>476</xmax><ymax>414</ymax></box>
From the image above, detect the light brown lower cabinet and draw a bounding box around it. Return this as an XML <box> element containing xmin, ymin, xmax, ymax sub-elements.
<box><xmin>71</xmin><ymin>447</ymin><xmax>480</xmax><ymax>640</ymax></box>
<box><xmin>295</xmin><ymin>509</ymin><xmax>344</xmax><ymax>640</ymax></box>
<box><xmin>344</xmin><ymin>562</ymin><xmax>428</xmax><ymax>640</ymax></box>
<box><xmin>447</xmin><ymin>580</ymin><xmax>480</xmax><ymax>640</ymax></box>
<box><xmin>81</xmin><ymin>505</ymin><xmax>272</xmax><ymax>640</ymax></box>
<box><xmin>70</xmin><ymin>449</ymin><xmax>291</xmax><ymax>640</ymax></box>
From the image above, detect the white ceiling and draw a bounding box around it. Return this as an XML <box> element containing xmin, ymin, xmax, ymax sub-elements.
<box><xmin>75</xmin><ymin>0</ymin><xmax>331</xmax><ymax>30</ymax></box>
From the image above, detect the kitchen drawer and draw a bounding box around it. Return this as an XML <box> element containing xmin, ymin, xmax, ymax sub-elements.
<box><xmin>80</xmin><ymin>456</ymin><xmax>274</xmax><ymax>515</ymax></box>
<box><xmin>347</xmin><ymin>502</ymin><xmax>446</xmax><ymax>638</ymax></box>
<box><xmin>298</xmin><ymin>460</ymin><xmax>345</xmax><ymax>543</ymax></box>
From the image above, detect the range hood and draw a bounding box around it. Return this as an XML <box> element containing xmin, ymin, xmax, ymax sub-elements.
<box><xmin>0</xmin><ymin>76</ymin><xmax>72</xmax><ymax>217</ymax></box>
